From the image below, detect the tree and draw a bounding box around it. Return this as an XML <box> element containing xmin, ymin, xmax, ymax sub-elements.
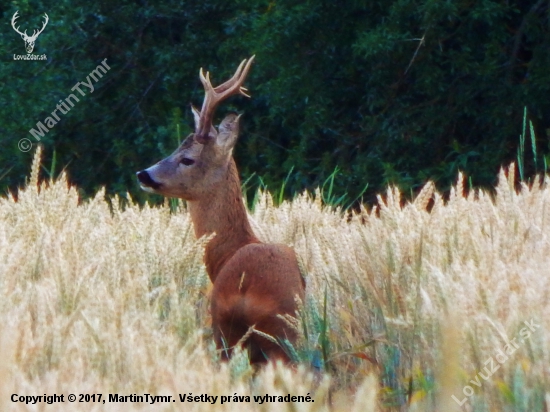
<box><xmin>1</xmin><ymin>0</ymin><xmax>548</xmax><ymax>205</ymax></box>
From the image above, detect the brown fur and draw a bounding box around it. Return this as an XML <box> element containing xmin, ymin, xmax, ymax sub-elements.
<box><xmin>191</xmin><ymin>160</ymin><xmax>305</xmax><ymax>363</ymax></box>
<box><xmin>137</xmin><ymin>58</ymin><xmax>305</xmax><ymax>364</ymax></box>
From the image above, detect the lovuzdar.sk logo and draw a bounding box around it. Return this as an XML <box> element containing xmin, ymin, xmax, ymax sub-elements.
<box><xmin>11</xmin><ymin>10</ymin><xmax>49</xmax><ymax>61</ymax></box>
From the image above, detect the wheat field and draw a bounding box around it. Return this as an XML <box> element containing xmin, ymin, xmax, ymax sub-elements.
<box><xmin>0</xmin><ymin>147</ymin><xmax>548</xmax><ymax>411</ymax></box>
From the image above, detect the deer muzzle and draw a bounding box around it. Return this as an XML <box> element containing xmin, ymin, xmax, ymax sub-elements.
<box><xmin>136</xmin><ymin>170</ymin><xmax>161</xmax><ymax>193</ymax></box>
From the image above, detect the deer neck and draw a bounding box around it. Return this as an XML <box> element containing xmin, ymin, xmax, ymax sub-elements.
<box><xmin>187</xmin><ymin>159</ymin><xmax>259</xmax><ymax>282</ymax></box>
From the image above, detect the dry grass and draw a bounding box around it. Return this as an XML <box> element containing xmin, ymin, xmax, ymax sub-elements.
<box><xmin>0</xmin><ymin>147</ymin><xmax>548</xmax><ymax>411</ymax></box>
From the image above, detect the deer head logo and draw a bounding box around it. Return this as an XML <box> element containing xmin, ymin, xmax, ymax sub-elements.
<box><xmin>11</xmin><ymin>11</ymin><xmax>49</xmax><ymax>54</ymax></box>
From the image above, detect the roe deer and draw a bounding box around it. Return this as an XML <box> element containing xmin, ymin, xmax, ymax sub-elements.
<box><xmin>136</xmin><ymin>57</ymin><xmax>305</xmax><ymax>364</ymax></box>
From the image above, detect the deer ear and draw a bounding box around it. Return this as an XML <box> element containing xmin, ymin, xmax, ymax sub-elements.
<box><xmin>216</xmin><ymin>113</ymin><xmax>241</xmax><ymax>151</ymax></box>
<box><xmin>191</xmin><ymin>105</ymin><xmax>201</xmax><ymax>130</ymax></box>
<box><xmin>191</xmin><ymin>105</ymin><xmax>217</xmax><ymax>142</ymax></box>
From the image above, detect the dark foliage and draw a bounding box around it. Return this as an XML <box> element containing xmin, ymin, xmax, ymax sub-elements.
<box><xmin>1</xmin><ymin>0</ymin><xmax>549</xmax><ymax>205</ymax></box>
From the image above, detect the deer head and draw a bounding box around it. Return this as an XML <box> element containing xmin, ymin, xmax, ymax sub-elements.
<box><xmin>136</xmin><ymin>57</ymin><xmax>254</xmax><ymax>200</ymax></box>
<box><xmin>11</xmin><ymin>11</ymin><xmax>49</xmax><ymax>54</ymax></box>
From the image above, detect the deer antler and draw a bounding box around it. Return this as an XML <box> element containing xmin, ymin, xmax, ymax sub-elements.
<box><xmin>29</xmin><ymin>13</ymin><xmax>49</xmax><ymax>40</ymax></box>
<box><xmin>11</xmin><ymin>11</ymin><xmax>48</xmax><ymax>40</ymax></box>
<box><xmin>11</xmin><ymin>11</ymin><xmax>26</xmax><ymax>37</ymax></box>
<box><xmin>195</xmin><ymin>56</ymin><xmax>255</xmax><ymax>144</ymax></box>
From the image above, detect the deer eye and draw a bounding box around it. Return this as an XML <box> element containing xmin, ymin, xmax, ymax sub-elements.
<box><xmin>180</xmin><ymin>158</ymin><xmax>195</xmax><ymax>166</ymax></box>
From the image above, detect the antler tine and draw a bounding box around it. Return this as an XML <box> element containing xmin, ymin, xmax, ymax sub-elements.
<box><xmin>31</xmin><ymin>13</ymin><xmax>49</xmax><ymax>39</ymax></box>
<box><xmin>198</xmin><ymin>68</ymin><xmax>215</xmax><ymax>119</ymax></box>
<box><xmin>195</xmin><ymin>56</ymin><xmax>255</xmax><ymax>142</ymax></box>
<box><xmin>11</xmin><ymin>11</ymin><xmax>26</xmax><ymax>36</ymax></box>
<box><xmin>198</xmin><ymin>56</ymin><xmax>253</xmax><ymax>99</ymax></box>
<box><xmin>214</xmin><ymin>57</ymin><xmax>250</xmax><ymax>93</ymax></box>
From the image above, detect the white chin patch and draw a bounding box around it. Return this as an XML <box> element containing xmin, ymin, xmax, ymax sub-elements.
<box><xmin>140</xmin><ymin>185</ymin><xmax>157</xmax><ymax>194</ymax></box>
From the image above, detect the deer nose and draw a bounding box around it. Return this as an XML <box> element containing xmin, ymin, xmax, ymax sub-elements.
<box><xmin>136</xmin><ymin>170</ymin><xmax>160</xmax><ymax>189</ymax></box>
